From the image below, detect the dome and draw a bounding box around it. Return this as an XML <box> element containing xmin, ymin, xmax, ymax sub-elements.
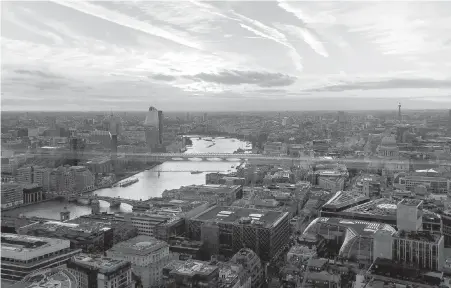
<box><xmin>381</xmin><ymin>136</ymin><xmax>396</xmax><ymax>146</ymax></box>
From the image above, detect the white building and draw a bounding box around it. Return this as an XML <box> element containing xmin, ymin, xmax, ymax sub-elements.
<box><xmin>116</xmin><ymin>212</ymin><xmax>173</xmax><ymax>237</ymax></box>
<box><xmin>33</xmin><ymin>166</ymin><xmax>51</xmax><ymax>191</ymax></box>
<box><xmin>71</xmin><ymin>166</ymin><xmax>95</xmax><ymax>193</ymax></box>
<box><xmin>1</xmin><ymin>233</ymin><xmax>81</xmax><ymax>282</ymax></box>
<box><xmin>1</xmin><ymin>183</ymin><xmax>23</xmax><ymax>208</ymax></box>
<box><xmin>16</xmin><ymin>166</ymin><xmax>33</xmax><ymax>185</ymax></box>
<box><xmin>68</xmin><ymin>254</ymin><xmax>133</xmax><ymax>288</ymax></box>
<box><xmin>107</xmin><ymin>236</ymin><xmax>170</xmax><ymax>288</ymax></box>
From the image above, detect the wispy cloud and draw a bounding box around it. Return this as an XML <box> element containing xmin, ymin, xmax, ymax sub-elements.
<box><xmin>2</xmin><ymin>1</ymin><xmax>451</xmax><ymax>110</ymax></box>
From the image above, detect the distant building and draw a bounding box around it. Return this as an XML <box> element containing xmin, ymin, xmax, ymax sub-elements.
<box><xmin>144</xmin><ymin>106</ymin><xmax>163</xmax><ymax>151</ymax></box>
<box><xmin>16</xmin><ymin>166</ymin><xmax>33</xmax><ymax>185</ymax></box>
<box><xmin>107</xmin><ymin>236</ymin><xmax>170</xmax><ymax>288</ymax></box>
<box><xmin>22</xmin><ymin>184</ymin><xmax>43</xmax><ymax>204</ymax></box>
<box><xmin>263</xmin><ymin>142</ymin><xmax>288</xmax><ymax>156</ymax></box>
<box><xmin>163</xmin><ymin>259</ymin><xmax>219</xmax><ymax>287</ymax></box>
<box><xmin>67</xmin><ymin>254</ymin><xmax>133</xmax><ymax>288</ymax></box>
<box><xmin>162</xmin><ymin>184</ymin><xmax>243</xmax><ymax>206</ymax></box>
<box><xmin>1</xmin><ymin>182</ymin><xmax>24</xmax><ymax>208</ymax></box>
<box><xmin>1</xmin><ymin>233</ymin><xmax>81</xmax><ymax>282</ymax></box>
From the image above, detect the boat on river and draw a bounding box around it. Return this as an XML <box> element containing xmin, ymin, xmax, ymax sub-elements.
<box><xmin>116</xmin><ymin>177</ymin><xmax>139</xmax><ymax>187</ymax></box>
<box><xmin>190</xmin><ymin>171</ymin><xmax>203</xmax><ymax>174</ymax></box>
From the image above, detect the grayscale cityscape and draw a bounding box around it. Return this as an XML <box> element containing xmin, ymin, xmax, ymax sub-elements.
<box><xmin>1</xmin><ymin>1</ymin><xmax>451</xmax><ymax>288</ymax></box>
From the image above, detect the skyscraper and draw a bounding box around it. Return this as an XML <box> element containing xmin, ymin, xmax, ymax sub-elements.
<box><xmin>144</xmin><ymin>106</ymin><xmax>163</xmax><ymax>151</ymax></box>
<box><xmin>398</xmin><ymin>102</ymin><xmax>402</xmax><ymax>121</ymax></box>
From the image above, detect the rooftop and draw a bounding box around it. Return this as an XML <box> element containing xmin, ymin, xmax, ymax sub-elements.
<box><xmin>304</xmin><ymin>217</ymin><xmax>396</xmax><ymax>238</ymax></box>
<box><xmin>164</xmin><ymin>260</ymin><xmax>218</xmax><ymax>276</ymax></box>
<box><xmin>1</xmin><ymin>233</ymin><xmax>70</xmax><ymax>260</ymax></box>
<box><xmin>394</xmin><ymin>230</ymin><xmax>442</xmax><ymax>244</ymax></box>
<box><xmin>12</xmin><ymin>268</ymin><xmax>77</xmax><ymax>288</ymax></box>
<box><xmin>192</xmin><ymin>205</ymin><xmax>288</xmax><ymax>228</ymax></box>
<box><xmin>108</xmin><ymin>235</ymin><xmax>167</xmax><ymax>255</ymax></box>
<box><xmin>322</xmin><ymin>190</ymin><xmax>370</xmax><ymax>210</ymax></box>
<box><xmin>21</xmin><ymin>220</ymin><xmax>112</xmax><ymax>239</ymax></box>
<box><xmin>399</xmin><ymin>198</ymin><xmax>423</xmax><ymax>207</ymax></box>
<box><xmin>70</xmin><ymin>254</ymin><xmax>130</xmax><ymax>274</ymax></box>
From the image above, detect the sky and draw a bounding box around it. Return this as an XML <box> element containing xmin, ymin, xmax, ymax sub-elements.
<box><xmin>2</xmin><ymin>1</ymin><xmax>451</xmax><ymax>111</ymax></box>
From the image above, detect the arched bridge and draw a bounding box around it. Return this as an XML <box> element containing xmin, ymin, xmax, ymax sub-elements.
<box><xmin>70</xmin><ymin>194</ymin><xmax>150</xmax><ymax>209</ymax></box>
<box><xmin>146</xmin><ymin>153</ymin><xmax>286</xmax><ymax>162</ymax></box>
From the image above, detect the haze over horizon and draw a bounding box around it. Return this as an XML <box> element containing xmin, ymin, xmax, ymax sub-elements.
<box><xmin>2</xmin><ymin>1</ymin><xmax>451</xmax><ymax>111</ymax></box>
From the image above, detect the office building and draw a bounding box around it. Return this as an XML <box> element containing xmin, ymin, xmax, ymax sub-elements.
<box><xmin>67</xmin><ymin>254</ymin><xmax>133</xmax><ymax>288</ymax></box>
<box><xmin>11</xmin><ymin>268</ymin><xmax>78</xmax><ymax>288</ymax></box>
<box><xmin>263</xmin><ymin>142</ymin><xmax>288</xmax><ymax>156</ymax></box>
<box><xmin>1</xmin><ymin>233</ymin><xmax>81</xmax><ymax>281</ymax></box>
<box><xmin>1</xmin><ymin>182</ymin><xmax>24</xmax><ymax>208</ymax></box>
<box><xmin>18</xmin><ymin>220</ymin><xmax>114</xmax><ymax>253</ymax></box>
<box><xmin>441</xmin><ymin>210</ymin><xmax>451</xmax><ymax>248</ymax></box>
<box><xmin>397</xmin><ymin>199</ymin><xmax>423</xmax><ymax>232</ymax></box>
<box><xmin>33</xmin><ymin>166</ymin><xmax>51</xmax><ymax>191</ymax></box>
<box><xmin>16</xmin><ymin>166</ymin><xmax>33</xmax><ymax>185</ymax></box>
<box><xmin>116</xmin><ymin>212</ymin><xmax>174</xmax><ymax>237</ymax></box>
<box><xmin>144</xmin><ymin>106</ymin><xmax>163</xmax><ymax>151</ymax></box>
<box><xmin>162</xmin><ymin>184</ymin><xmax>243</xmax><ymax>206</ymax></box>
<box><xmin>107</xmin><ymin>236</ymin><xmax>170</xmax><ymax>288</ymax></box>
<box><xmin>163</xmin><ymin>260</ymin><xmax>219</xmax><ymax>287</ymax></box>
<box><xmin>188</xmin><ymin>206</ymin><xmax>290</xmax><ymax>262</ymax></box>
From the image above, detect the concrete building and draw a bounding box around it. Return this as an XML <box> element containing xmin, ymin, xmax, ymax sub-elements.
<box><xmin>377</xmin><ymin>136</ymin><xmax>399</xmax><ymax>158</ymax></box>
<box><xmin>1</xmin><ymin>182</ymin><xmax>24</xmax><ymax>208</ymax></box>
<box><xmin>107</xmin><ymin>236</ymin><xmax>170</xmax><ymax>288</ymax></box>
<box><xmin>16</xmin><ymin>166</ymin><xmax>33</xmax><ymax>185</ymax></box>
<box><xmin>263</xmin><ymin>142</ymin><xmax>288</xmax><ymax>156</ymax></box>
<box><xmin>163</xmin><ymin>259</ymin><xmax>219</xmax><ymax>287</ymax></box>
<box><xmin>229</xmin><ymin>248</ymin><xmax>263</xmax><ymax>288</ymax></box>
<box><xmin>1</xmin><ymin>233</ymin><xmax>81</xmax><ymax>282</ymax></box>
<box><xmin>116</xmin><ymin>212</ymin><xmax>174</xmax><ymax>237</ymax></box>
<box><xmin>67</xmin><ymin>254</ymin><xmax>133</xmax><ymax>288</ymax></box>
<box><xmin>397</xmin><ymin>199</ymin><xmax>423</xmax><ymax>232</ymax></box>
<box><xmin>188</xmin><ymin>206</ymin><xmax>290</xmax><ymax>262</ymax></box>
<box><xmin>162</xmin><ymin>184</ymin><xmax>243</xmax><ymax>206</ymax></box>
<box><xmin>33</xmin><ymin>166</ymin><xmax>51</xmax><ymax>191</ymax></box>
<box><xmin>71</xmin><ymin>166</ymin><xmax>95</xmax><ymax>193</ymax></box>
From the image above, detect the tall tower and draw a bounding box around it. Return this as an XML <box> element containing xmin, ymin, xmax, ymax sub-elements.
<box><xmin>108</xmin><ymin>113</ymin><xmax>121</xmax><ymax>172</ymax></box>
<box><xmin>398</xmin><ymin>102</ymin><xmax>402</xmax><ymax>121</ymax></box>
<box><xmin>144</xmin><ymin>106</ymin><xmax>163</xmax><ymax>151</ymax></box>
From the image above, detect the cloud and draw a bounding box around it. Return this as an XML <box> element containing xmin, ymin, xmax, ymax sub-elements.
<box><xmin>149</xmin><ymin>74</ymin><xmax>177</xmax><ymax>81</ymax></box>
<box><xmin>185</xmin><ymin>70</ymin><xmax>297</xmax><ymax>87</ymax></box>
<box><xmin>14</xmin><ymin>69</ymin><xmax>63</xmax><ymax>79</ymax></box>
<box><xmin>275</xmin><ymin>23</ymin><xmax>328</xmax><ymax>58</ymax></box>
<box><xmin>306</xmin><ymin>78</ymin><xmax>451</xmax><ymax>92</ymax></box>
<box><xmin>52</xmin><ymin>1</ymin><xmax>202</xmax><ymax>50</ymax></box>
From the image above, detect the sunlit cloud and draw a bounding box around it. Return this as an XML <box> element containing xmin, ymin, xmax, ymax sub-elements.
<box><xmin>2</xmin><ymin>1</ymin><xmax>451</xmax><ymax>111</ymax></box>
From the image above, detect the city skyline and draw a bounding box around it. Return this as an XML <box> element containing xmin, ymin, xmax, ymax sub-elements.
<box><xmin>2</xmin><ymin>1</ymin><xmax>451</xmax><ymax>111</ymax></box>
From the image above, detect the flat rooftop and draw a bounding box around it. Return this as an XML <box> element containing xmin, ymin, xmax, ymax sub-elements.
<box><xmin>12</xmin><ymin>268</ymin><xmax>77</xmax><ymax>288</ymax></box>
<box><xmin>399</xmin><ymin>198</ymin><xmax>423</xmax><ymax>207</ymax></box>
<box><xmin>192</xmin><ymin>205</ymin><xmax>287</xmax><ymax>228</ymax></box>
<box><xmin>108</xmin><ymin>235</ymin><xmax>167</xmax><ymax>256</ymax></box>
<box><xmin>1</xmin><ymin>233</ymin><xmax>70</xmax><ymax>260</ymax></box>
<box><xmin>21</xmin><ymin>220</ymin><xmax>112</xmax><ymax>236</ymax></box>
<box><xmin>71</xmin><ymin>254</ymin><xmax>130</xmax><ymax>274</ymax></box>
<box><xmin>164</xmin><ymin>260</ymin><xmax>218</xmax><ymax>276</ymax></box>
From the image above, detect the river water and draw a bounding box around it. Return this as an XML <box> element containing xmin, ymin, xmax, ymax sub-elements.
<box><xmin>9</xmin><ymin>136</ymin><xmax>248</xmax><ymax>220</ymax></box>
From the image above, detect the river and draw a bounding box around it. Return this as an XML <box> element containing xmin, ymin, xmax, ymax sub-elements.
<box><xmin>9</xmin><ymin>136</ymin><xmax>249</xmax><ymax>220</ymax></box>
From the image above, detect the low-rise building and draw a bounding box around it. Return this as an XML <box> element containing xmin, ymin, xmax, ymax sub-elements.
<box><xmin>163</xmin><ymin>259</ymin><xmax>219</xmax><ymax>287</ymax></box>
<box><xmin>11</xmin><ymin>268</ymin><xmax>78</xmax><ymax>288</ymax></box>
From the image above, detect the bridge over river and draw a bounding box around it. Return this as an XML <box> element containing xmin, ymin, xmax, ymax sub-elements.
<box><xmin>67</xmin><ymin>194</ymin><xmax>151</xmax><ymax>209</ymax></box>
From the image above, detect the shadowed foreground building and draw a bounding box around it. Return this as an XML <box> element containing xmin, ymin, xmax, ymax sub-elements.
<box><xmin>67</xmin><ymin>254</ymin><xmax>133</xmax><ymax>288</ymax></box>
<box><xmin>187</xmin><ymin>206</ymin><xmax>290</xmax><ymax>262</ymax></box>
